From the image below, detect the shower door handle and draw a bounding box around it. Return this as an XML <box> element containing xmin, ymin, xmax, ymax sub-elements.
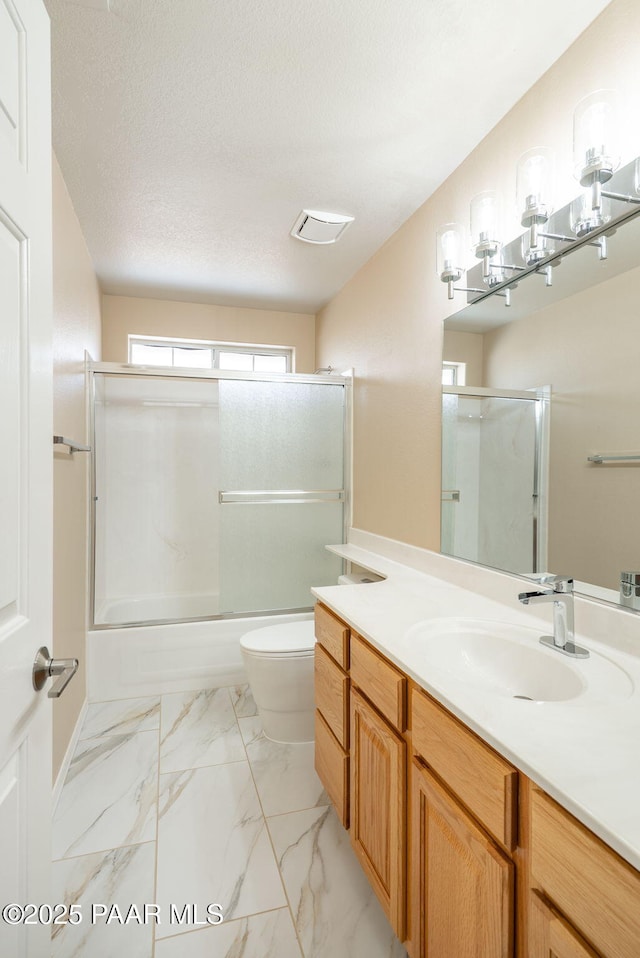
<box><xmin>32</xmin><ymin>647</ymin><xmax>79</xmax><ymax>698</ymax></box>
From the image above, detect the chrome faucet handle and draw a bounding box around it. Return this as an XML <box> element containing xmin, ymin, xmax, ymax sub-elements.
<box><xmin>537</xmin><ymin>574</ymin><xmax>573</xmax><ymax>593</ymax></box>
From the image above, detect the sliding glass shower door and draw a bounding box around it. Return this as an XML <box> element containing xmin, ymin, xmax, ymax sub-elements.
<box><xmin>441</xmin><ymin>390</ymin><xmax>545</xmax><ymax>575</ymax></box>
<box><xmin>218</xmin><ymin>379</ymin><xmax>345</xmax><ymax>613</ymax></box>
<box><xmin>92</xmin><ymin>370</ymin><xmax>346</xmax><ymax>626</ymax></box>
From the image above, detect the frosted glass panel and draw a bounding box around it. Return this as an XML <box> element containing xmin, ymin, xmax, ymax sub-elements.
<box><xmin>441</xmin><ymin>394</ymin><xmax>537</xmax><ymax>574</ymax></box>
<box><xmin>219</xmin><ymin>379</ymin><xmax>344</xmax><ymax>489</ymax></box>
<box><xmin>219</xmin><ymin>379</ymin><xmax>345</xmax><ymax>612</ymax></box>
<box><xmin>219</xmin><ymin>504</ymin><xmax>343</xmax><ymax>612</ymax></box>
<box><xmin>440</xmin><ymin>394</ymin><xmax>458</xmax><ymax>555</ymax></box>
<box><xmin>94</xmin><ymin>375</ymin><xmax>220</xmax><ymax>624</ymax></box>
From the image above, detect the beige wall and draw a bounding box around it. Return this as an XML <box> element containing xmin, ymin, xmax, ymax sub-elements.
<box><xmin>316</xmin><ymin>0</ymin><xmax>640</xmax><ymax>550</ymax></box>
<box><xmin>52</xmin><ymin>155</ymin><xmax>102</xmax><ymax>783</ymax></box>
<box><xmin>442</xmin><ymin>330</ymin><xmax>484</xmax><ymax>387</ymax></box>
<box><xmin>102</xmin><ymin>295</ymin><xmax>316</xmax><ymax>372</ymax></box>
<box><xmin>482</xmin><ymin>264</ymin><xmax>640</xmax><ymax>591</ymax></box>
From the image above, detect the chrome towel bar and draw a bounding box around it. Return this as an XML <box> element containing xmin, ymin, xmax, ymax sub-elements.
<box><xmin>587</xmin><ymin>454</ymin><xmax>640</xmax><ymax>464</ymax></box>
<box><xmin>53</xmin><ymin>435</ymin><xmax>91</xmax><ymax>454</ymax></box>
<box><xmin>219</xmin><ymin>489</ymin><xmax>344</xmax><ymax>504</ymax></box>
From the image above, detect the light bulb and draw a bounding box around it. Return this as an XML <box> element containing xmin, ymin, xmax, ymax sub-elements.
<box><xmin>470</xmin><ymin>191</ymin><xmax>500</xmax><ymax>249</ymax></box>
<box><xmin>436</xmin><ymin>223</ymin><xmax>465</xmax><ymax>279</ymax></box>
<box><xmin>517</xmin><ymin>148</ymin><xmax>555</xmax><ymax>225</ymax></box>
<box><xmin>573</xmin><ymin>89</ymin><xmax>620</xmax><ymax>186</ymax></box>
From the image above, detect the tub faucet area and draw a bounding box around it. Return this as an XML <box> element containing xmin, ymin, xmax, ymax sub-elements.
<box><xmin>518</xmin><ymin>575</ymin><xmax>590</xmax><ymax>659</ymax></box>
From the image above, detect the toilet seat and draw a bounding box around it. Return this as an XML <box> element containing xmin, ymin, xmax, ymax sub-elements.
<box><xmin>239</xmin><ymin>620</ymin><xmax>315</xmax><ymax>656</ymax></box>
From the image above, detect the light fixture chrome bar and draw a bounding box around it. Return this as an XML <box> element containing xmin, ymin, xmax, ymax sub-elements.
<box><xmin>53</xmin><ymin>435</ymin><xmax>91</xmax><ymax>454</ymax></box>
<box><xmin>537</xmin><ymin>231</ymin><xmax>575</xmax><ymax>243</ymax></box>
<box><xmin>600</xmin><ymin>190</ymin><xmax>640</xmax><ymax>205</ymax></box>
<box><xmin>441</xmin><ymin>490</ymin><xmax>461</xmax><ymax>502</ymax></box>
<box><xmin>218</xmin><ymin>489</ymin><xmax>345</xmax><ymax>504</ymax></box>
<box><xmin>587</xmin><ymin>454</ymin><xmax>640</xmax><ymax>464</ymax></box>
<box><xmin>453</xmin><ymin>285</ymin><xmax>511</xmax><ymax>306</ymax></box>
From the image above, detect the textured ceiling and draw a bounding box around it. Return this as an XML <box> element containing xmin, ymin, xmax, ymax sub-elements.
<box><xmin>47</xmin><ymin>0</ymin><xmax>611</xmax><ymax>313</ymax></box>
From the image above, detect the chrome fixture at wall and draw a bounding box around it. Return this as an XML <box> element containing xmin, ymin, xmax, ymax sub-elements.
<box><xmin>438</xmin><ymin>89</ymin><xmax>640</xmax><ymax>308</ymax></box>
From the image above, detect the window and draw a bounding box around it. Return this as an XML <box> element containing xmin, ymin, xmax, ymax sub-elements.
<box><xmin>129</xmin><ymin>336</ymin><xmax>293</xmax><ymax>373</ymax></box>
<box><xmin>442</xmin><ymin>361</ymin><xmax>466</xmax><ymax>386</ymax></box>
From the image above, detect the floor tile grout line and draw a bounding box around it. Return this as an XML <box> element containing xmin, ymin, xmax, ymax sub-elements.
<box><xmin>237</xmin><ymin>700</ymin><xmax>307</xmax><ymax>958</ymax></box>
<box><xmin>52</xmin><ymin>838</ymin><xmax>156</xmax><ymax>865</ymax></box>
<box><xmin>154</xmin><ymin>904</ymin><xmax>298</xmax><ymax>946</ymax></box>
<box><xmin>152</xmin><ymin>695</ymin><xmax>165</xmax><ymax>955</ymax></box>
<box><xmin>56</xmin><ymin>684</ymin><xmax>316</xmax><ymax>956</ymax></box>
<box><xmin>87</xmin><ymin>682</ymin><xmax>247</xmax><ymax>707</ymax></box>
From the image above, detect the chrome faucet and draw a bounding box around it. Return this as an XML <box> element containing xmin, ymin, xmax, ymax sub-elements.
<box><xmin>518</xmin><ymin>575</ymin><xmax>589</xmax><ymax>659</ymax></box>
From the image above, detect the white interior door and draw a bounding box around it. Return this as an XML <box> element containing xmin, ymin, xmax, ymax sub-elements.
<box><xmin>0</xmin><ymin>1</ymin><xmax>53</xmax><ymax>956</ymax></box>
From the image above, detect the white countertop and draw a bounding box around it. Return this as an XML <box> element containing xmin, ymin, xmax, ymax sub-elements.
<box><xmin>312</xmin><ymin>538</ymin><xmax>640</xmax><ymax>871</ymax></box>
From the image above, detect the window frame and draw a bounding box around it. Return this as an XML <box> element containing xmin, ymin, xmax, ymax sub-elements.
<box><xmin>442</xmin><ymin>361</ymin><xmax>466</xmax><ymax>386</ymax></box>
<box><xmin>128</xmin><ymin>334</ymin><xmax>294</xmax><ymax>373</ymax></box>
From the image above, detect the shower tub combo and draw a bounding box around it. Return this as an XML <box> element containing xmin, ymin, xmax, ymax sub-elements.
<box><xmin>87</xmin><ymin>363</ymin><xmax>350</xmax><ymax>701</ymax></box>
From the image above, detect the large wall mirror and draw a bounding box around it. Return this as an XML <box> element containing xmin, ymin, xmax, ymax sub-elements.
<box><xmin>441</xmin><ymin>157</ymin><xmax>640</xmax><ymax>612</ymax></box>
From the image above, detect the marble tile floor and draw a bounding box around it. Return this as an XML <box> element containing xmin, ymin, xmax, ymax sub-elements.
<box><xmin>52</xmin><ymin>684</ymin><xmax>407</xmax><ymax>958</ymax></box>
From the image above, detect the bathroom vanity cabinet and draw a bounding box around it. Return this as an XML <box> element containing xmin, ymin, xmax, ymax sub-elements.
<box><xmin>313</xmin><ymin>602</ymin><xmax>640</xmax><ymax>958</ymax></box>
<box><xmin>314</xmin><ymin>604</ymin><xmax>350</xmax><ymax>827</ymax></box>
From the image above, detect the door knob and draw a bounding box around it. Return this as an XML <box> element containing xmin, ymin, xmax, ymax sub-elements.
<box><xmin>32</xmin><ymin>647</ymin><xmax>79</xmax><ymax>698</ymax></box>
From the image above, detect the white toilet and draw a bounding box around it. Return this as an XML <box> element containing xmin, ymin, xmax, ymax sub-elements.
<box><xmin>240</xmin><ymin>619</ymin><xmax>316</xmax><ymax>743</ymax></box>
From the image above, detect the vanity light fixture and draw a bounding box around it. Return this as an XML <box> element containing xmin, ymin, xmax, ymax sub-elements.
<box><xmin>517</xmin><ymin>147</ymin><xmax>555</xmax><ymax>266</ymax></box>
<box><xmin>436</xmin><ymin>221</ymin><xmax>512</xmax><ymax>305</ymax></box>
<box><xmin>470</xmin><ymin>191</ymin><xmax>502</xmax><ymax>284</ymax></box>
<box><xmin>436</xmin><ymin>223</ymin><xmax>466</xmax><ymax>300</ymax></box>
<box><xmin>437</xmin><ymin>88</ymin><xmax>640</xmax><ymax>306</ymax></box>
<box><xmin>573</xmin><ymin>89</ymin><xmax>620</xmax><ymax>213</ymax></box>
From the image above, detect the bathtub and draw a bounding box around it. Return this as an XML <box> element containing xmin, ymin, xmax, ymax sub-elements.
<box><xmin>87</xmin><ymin>611</ymin><xmax>314</xmax><ymax>702</ymax></box>
<box><xmin>94</xmin><ymin>593</ymin><xmax>220</xmax><ymax>625</ymax></box>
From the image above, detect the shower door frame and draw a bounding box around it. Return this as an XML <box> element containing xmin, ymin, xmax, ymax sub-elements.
<box><xmin>441</xmin><ymin>383</ymin><xmax>550</xmax><ymax>575</ymax></box>
<box><xmin>88</xmin><ymin>361</ymin><xmax>352</xmax><ymax>630</ymax></box>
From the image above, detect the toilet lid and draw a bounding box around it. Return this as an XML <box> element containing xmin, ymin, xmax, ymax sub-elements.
<box><xmin>240</xmin><ymin>620</ymin><xmax>316</xmax><ymax>654</ymax></box>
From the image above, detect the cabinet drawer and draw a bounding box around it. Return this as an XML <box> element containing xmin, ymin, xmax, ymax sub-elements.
<box><xmin>411</xmin><ymin>687</ymin><xmax>517</xmax><ymax>851</ymax></box>
<box><xmin>314</xmin><ymin>710</ymin><xmax>349</xmax><ymax>828</ymax></box>
<box><xmin>314</xmin><ymin>603</ymin><xmax>350</xmax><ymax>669</ymax></box>
<box><xmin>314</xmin><ymin>643</ymin><xmax>349</xmax><ymax>748</ymax></box>
<box><xmin>530</xmin><ymin>788</ymin><xmax>640</xmax><ymax>958</ymax></box>
<box><xmin>350</xmin><ymin>633</ymin><xmax>406</xmax><ymax>731</ymax></box>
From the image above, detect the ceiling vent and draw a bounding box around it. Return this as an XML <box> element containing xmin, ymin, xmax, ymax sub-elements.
<box><xmin>291</xmin><ymin>210</ymin><xmax>354</xmax><ymax>245</ymax></box>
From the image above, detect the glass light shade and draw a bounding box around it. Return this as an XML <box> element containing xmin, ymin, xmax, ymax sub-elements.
<box><xmin>517</xmin><ymin>147</ymin><xmax>555</xmax><ymax>224</ymax></box>
<box><xmin>573</xmin><ymin>89</ymin><xmax>620</xmax><ymax>184</ymax></box>
<box><xmin>436</xmin><ymin>223</ymin><xmax>465</xmax><ymax>277</ymax></box>
<box><xmin>470</xmin><ymin>191</ymin><xmax>501</xmax><ymax>249</ymax></box>
<box><xmin>570</xmin><ymin>190</ymin><xmax>611</xmax><ymax>237</ymax></box>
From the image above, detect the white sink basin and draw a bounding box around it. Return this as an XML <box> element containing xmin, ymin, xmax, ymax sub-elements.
<box><xmin>398</xmin><ymin>618</ymin><xmax>633</xmax><ymax>705</ymax></box>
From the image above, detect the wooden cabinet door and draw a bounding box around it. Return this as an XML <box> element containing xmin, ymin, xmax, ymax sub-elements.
<box><xmin>350</xmin><ymin>688</ymin><xmax>406</xmax><ymax>940</ymax></box>
<box><xmin>529</xmin><ymin>893</ymin><xmax>601</xmax><ymax>958</ymax></box>
<box><xmin>410</xmin><ymin>760</ymin><xmax>514</xmax><ymax>958</ymax></box>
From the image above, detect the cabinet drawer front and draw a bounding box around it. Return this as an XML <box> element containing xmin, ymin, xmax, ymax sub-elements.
<box><xmin>314</xmin><ymin>710</ymin><xmax>349</xmax><ymax>828</ymax></box>
<box><xmin>350</xmin><ymin>633</ymin><xmax>406</xmax><ymax>731</ymax></box>
<box><xmin>411</xmin><ymin>687</ymin><xmax>517</xmax><ymax>851</ymax></box>
<box><xmin>314</xmin><ymin>603</ymin><xmax>349</xmax><ymax>669</ymax></box>
<box><xmin>530</xmin><ymin>788</ymin><xmax>640</xmax><ymax>958</ymax></box>
<box><xmin>314</xmin><ymin>643</ymin><xmax>349</xmax><ymax>748</ymax></box>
